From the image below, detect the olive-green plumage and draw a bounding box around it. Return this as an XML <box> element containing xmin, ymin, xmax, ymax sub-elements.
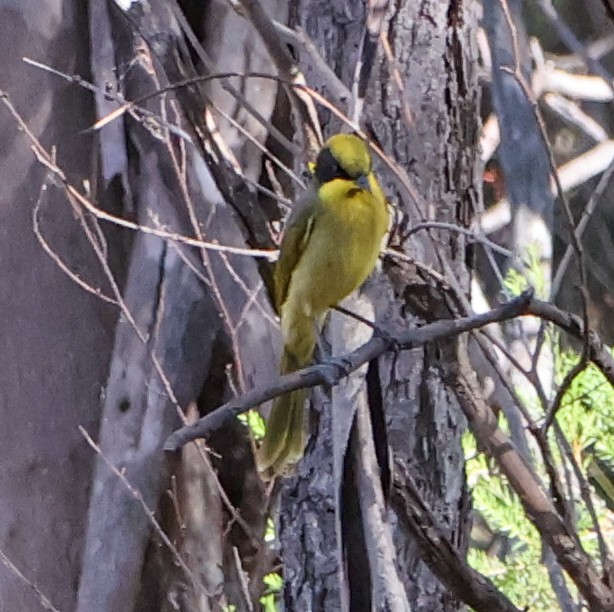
<box><xmin>257</xmin><ymin>134</ymin><xmax>389</xmax><ymax>476</ymax></box>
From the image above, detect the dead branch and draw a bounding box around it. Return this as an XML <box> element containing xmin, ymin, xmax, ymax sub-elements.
<box><xmin>165</xmin><ymin>290</ymin><xmax>534</xmax><ymax>450</ymax></box>
<box><xmin>391</xmin><ymin>461</ymin><xmax>521</xmax><ymax>612</ymax></box>
<box><xmin>450</xmin><ymin>342</ymin><xmax>614</xmax><ymax>611</ymax></box>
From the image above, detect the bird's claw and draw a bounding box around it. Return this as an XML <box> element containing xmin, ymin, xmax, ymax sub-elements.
<box><xmin>318</xmin><ymin>356</ymin><xmax>353</xmax><ymax>386</ymax></box>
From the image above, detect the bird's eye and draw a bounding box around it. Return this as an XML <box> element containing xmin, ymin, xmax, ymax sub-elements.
<box><xmin>315</xmin><ymin>148</ymin><xmax>353</xmax><ymax>183</ymax></box>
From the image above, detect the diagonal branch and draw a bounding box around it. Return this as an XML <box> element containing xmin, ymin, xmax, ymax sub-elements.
<box><xmin>450</xmin><ymin>342</ymin><xmax>614</xmax><ymax>611</ymax></box>
<box><xmin>392</xmin><ymin>461</ymin><xmax>521</xmax><ymax>612</ymax></box>
<box><xmin>165</xmin><ymin>290</ymin><xmax>534</xmax><ymax>450</ymax></box>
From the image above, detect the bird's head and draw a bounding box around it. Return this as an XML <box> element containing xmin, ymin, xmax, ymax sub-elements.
<box><xmin>313</xmin><ymin>134</ymin><xmax>372</xmax><ymax>184</ymax></box>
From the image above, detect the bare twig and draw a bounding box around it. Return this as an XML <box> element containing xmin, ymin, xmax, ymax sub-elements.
<box><xmin>79</xmin><ymin>426</ymin><xmax>206</xmax><ymax>598</ymax></box>
<box><xmin>0</xmin><ymin>548</ymin><xmax>61</xmax><ymax>612</ymax></box>
<box><xmin>527</xmin><ymin>299</ymin><xmax>614</xmax><ymax>387</ymax></box>
<box><xmin>164</xmin><ymin>291</ymin><xmax>534</xmax><ymax>450</ymax></box>
<box><xmin>32</xmin><ymin>175</ymin><xmax>118</xmax><ymax>305</ymax></box>
<box><xmin>405</xmin><ymin>221</ymin><xmax>512</xmax><ymax>257</ymax></box>
<box><xmin>552</xmin><ymin>159</ymin><xmax>614</xmax><ymax>299</ymax></box>
<box><xmin>1</xmin><ymin>91</ymin><xmax>277</xmax><ymax>260</ymax></box>
<box><xmin>554</xmin><ymin>425</ymin><xmax>614</xmax><ymax>577</ymax></box>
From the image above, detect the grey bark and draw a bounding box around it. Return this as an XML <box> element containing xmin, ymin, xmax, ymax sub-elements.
<box><xmin>78</xmin><ymin>2</ymin><xmax>278</xmax><ymax>610</ymax></box>
<box><xmin>278</xmin><ymin>0</ymin><xmax>480</xmax><ymax>609</ymax></box>
<box><xmin>0</xmin><ymin>2</ymin><xmax>116</xmax><ymax>610</ymax></box>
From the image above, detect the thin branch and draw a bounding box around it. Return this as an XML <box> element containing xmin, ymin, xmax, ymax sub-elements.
<box><xmin>0</xmin><ymin>548</ymin><xmax>61</xmax><ymax>612</ymax></box>
<box><xmin>235</xmin><ymin>0</ymin><xmax>323</xmax><ymax>146</ymax></box>
<box><xmin>32</xmin><ymin>174</ymin><xmax>118</xmax><ymax>306</ymax></box>
<box><xmin>1</xmin><ymin>91</ymin><xmax>277</xmax><ymax>260</ymax></box>
<box><xmin>552</xmin><ymin>158</ymin><xmax>614</xmax><ymax>300</ymax></box>
<box><xmin>79</xmin><ymin>426</ymin><xmax>207</xmax><ymax>599</ymax></box>
<box><xmin>164</xmin><ymin>291</ymin><xmax>534</xmax><ymax>450</ymax></box>
<box><xmin>527</xmin><ymin>299</ymin><xmax>614</xmax><ymax>387</ymax></box>
<box><xmin>405</xmin><ymin>221</ymin><xmax>513</xmax><ymax>257</ymax></box>
<box><xmin>451</xmin><ymin>343</ymin><xmax>614</xmax><ymax>611</ymax></box>
<box><xmin>554</xmin><ymin>425</ymin><xmax>614</xmax><ymax>577</ymax></box>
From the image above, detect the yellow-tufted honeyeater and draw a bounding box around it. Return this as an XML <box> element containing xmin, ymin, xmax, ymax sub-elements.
<box><xmin>257</xmin><ymin>133</ymin><xmax>389</xmax><ymax>477</ymax></box>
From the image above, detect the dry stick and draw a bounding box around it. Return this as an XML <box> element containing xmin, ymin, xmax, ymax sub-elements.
<box><xmin>528</xmin><ymin>300</ymin><xmax>614</xmax><ymax>386</ymax></box>
<box><xmin>391</xmin><ymin>461</ymin><xmax>520</xmax><ymax>612</ymax></box>
<box><xmin>32</xmin><ymin>176</ymin><xmax>118</xmax><ymax>305</ymax></box>
<box><xmin>554</xmin><ymin>34</ymin><xmax>614</xmax><ymax>70</ymax></box>
<box><xmin>23</xmin><ymin>58</ymin><xmax>196</xmax><ymax>145</ymax></box>
<box><xmin>554</xmin><ymin>424</ymin><xmax>613</xmax><ymax>578</ymax></box>
<box><xmin>0</xmin><ymin>548</ymin><xmax>61</xmax><ymax>612</ymax></box>
<box><xmin>404</xmin><ymin>221</ymin><xmax>513</xmax><ymax>257</ymax></box>
<box><xmin>235</xmin><ymin>0</ymin><xmax>323</xmax><ymax>146</ymax></box>
<box><xmin>2</xmin><ymin>91</ymin><xmax>277</xmax><ymax>260</ymax></box>
<box><xmin>31</xmin><ymin>58</ymin><xmax>429</xmax><ymax>231</ymax></box>
<box><xmin>169</xmin><ymin>0</ymin><xmax>300</xmax><ymax>156</ymax></box>
<box><xmin>210</xmin><ymin>101</ymin><xmax>305</xmax><ymax>189</ymax></box>
<box><xmin>165</xmin><ymin>291</ymin><xmax>533</xmax><ymax>449</ymax></box>
<box><xmin>160</xmin><ymin>84</ymin><xmax>251</xmax><ymax>397</ymax></box>
<box><xmin>551</xmin><ymin>158</ymin><xmax>614</xmax><ymax>300</ymax></box>
<box><xmin>26</xmin><ymin>55</ymin><xmax>303</xmax><ymax>194</ymax></box>
<box><xmin>274</xmin><ymin>23</ymin><xmax>352</xmax><ymax>107</ymax></box>
<box><xmin>79</xmin><ymin>427</ymin><xmax>207</xmax><ymax>598</ymax></box>
<box><xmin>450</xmin><ymin>345</ymin><xmax>614</xmax><ymax>611</ymax></box>
<box><xmin>230</xmin><ymin>547</ymin><xmax>255</xmax><ymax>612</ymax></box>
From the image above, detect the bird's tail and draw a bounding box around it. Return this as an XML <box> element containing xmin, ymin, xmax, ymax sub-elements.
<box><xmin>257</xmin><ymin>311</ymin><xmax>316</xmax><ymax>477</ymax></box>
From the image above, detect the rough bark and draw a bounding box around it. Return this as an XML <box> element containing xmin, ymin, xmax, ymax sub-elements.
<box><xmin>278</xmin><ymin>0</ymin><xmax>480</xmax><ymax>609</ymax></box>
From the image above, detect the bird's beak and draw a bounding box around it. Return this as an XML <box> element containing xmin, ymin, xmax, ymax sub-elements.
<box><xmin>356</xmin><ymin>174</ymin><xmax>371</xmax><ymax>191</ymax></box>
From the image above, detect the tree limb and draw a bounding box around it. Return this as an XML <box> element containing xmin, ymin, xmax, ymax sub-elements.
<box><xmin>165</xmin><ymin>290</ymin><xmax>534</xmax><ymax>450</ymax></box>
<box><xmin>450</xmin><ymin>341</ymin><xmax>614</xmax><ymax>611</ymax></box>
<box><xmin>391</xmin><ymin>461</ymin><xmax>521</xmax><ymax>612</ymax></box>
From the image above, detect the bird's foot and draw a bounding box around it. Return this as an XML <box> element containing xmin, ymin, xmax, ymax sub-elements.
<box><xmin>317</xmin><ymin>356</ymin><xmax>354</xmax><ymax>387</ymax></box>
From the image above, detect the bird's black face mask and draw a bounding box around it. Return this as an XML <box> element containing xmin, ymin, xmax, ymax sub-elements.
<box><xmin>314</xmin><ymin>147</ymin><xmax>354</xmax><ymax>183</ymax></box>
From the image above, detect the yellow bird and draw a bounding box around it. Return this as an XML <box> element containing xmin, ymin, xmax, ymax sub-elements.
<box><xmin>257</xmin><ymin>133</ymin><xmax>389</xmax><ymax>476</ymax></box>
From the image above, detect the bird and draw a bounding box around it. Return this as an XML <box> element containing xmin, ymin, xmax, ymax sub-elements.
<box><xmin>256</xmin><ymin>133</ymin><xmax>389</xmax><ymax>477</ymax></box>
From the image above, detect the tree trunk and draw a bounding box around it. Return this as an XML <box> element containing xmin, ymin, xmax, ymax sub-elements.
<box><xmin>278</xmin><ymin>0</ymin><xmax>480</xmax><ymax>609</ymax></box>
<box><xmin>0</xmin><ymin>2</ymin><xmax>117</xmax><ymax>610</ymax></box>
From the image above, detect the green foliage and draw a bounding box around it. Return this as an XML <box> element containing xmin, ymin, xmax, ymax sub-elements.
<box><xmin>238</xmin><ymin>409</ymin><xmax>267</xmax><ymax>440</ymax></box>
<box><xmin>261</xmin><ymin>572</ymin><xmax>283</xmax><ymax>611</ymax></box>
<box><xmin>555</xmin><ymin>346</ymin><xmax>614</xmax><ymax>458</ymax></box>
<box><xmin>502</xmin><ymin>245</ymin><xmax>549</xmax><ymax>299</ymax></box>
<box><xmin>465</xmin><ymin>340</ymin><xmax>614</xmax><ymax>609</ymax></box>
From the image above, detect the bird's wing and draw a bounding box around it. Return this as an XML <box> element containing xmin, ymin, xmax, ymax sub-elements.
<box><xmin>274</xmin><ymin>194</ymin><xmax>318</xmax><ymax>313</ymax></box>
